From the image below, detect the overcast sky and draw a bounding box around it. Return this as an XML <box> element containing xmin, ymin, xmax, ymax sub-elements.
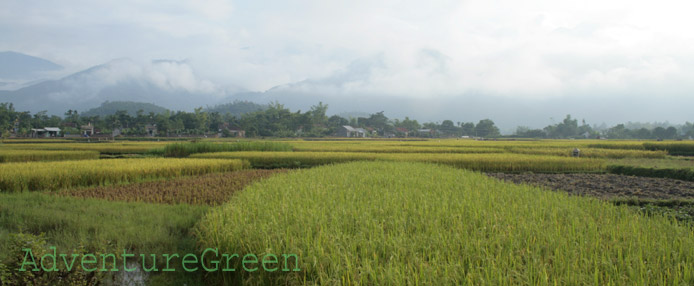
<box><xmin>1</xmin><ymin>0</ymin><xmax>693</xmax><ymax>127</ymax></box>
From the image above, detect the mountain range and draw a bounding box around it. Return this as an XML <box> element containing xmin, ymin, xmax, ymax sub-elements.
<box><xmin>0</xmin><ymin>55</ymin><xmax>242</xmax><ymax>114</ymax></box>
<box><xmin>0</xmin><ymin>51</ymin><xmax>64</xmax><ymax>90</ymax></box>
<box><xmin>1</xmin><ymin>51</ymin><xmax>693</xmax><ymax>132</ymax></box>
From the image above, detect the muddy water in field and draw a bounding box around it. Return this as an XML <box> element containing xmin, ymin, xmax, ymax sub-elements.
<box><xmin>486</xmin><ymin>173</ymin><xmax>694</xmax><ymax>200</ymax></box>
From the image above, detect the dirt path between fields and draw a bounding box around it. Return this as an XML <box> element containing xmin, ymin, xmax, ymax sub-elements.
<box><xmin>486</xmin><ymin>173</ymin><xmax>694</xmax><ymax>200</ymax></box>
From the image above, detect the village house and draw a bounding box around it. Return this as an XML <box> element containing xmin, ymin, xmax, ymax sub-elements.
<box><xmin>145</xmin><ymin>124</ymin><xmax>157</xmax><ymax>137</ymax></box>
<box><xmin>337</xmin><ymin>125</ymin><xmax>367</xmax><ymax>138</ymax></box>
<box><xmin>226</xmin><ymin>127</ymin><xmax>245</xmax><ymax>138</ymax></box>
<box><xmin>112</xmin><ymin>128</ymin><xmax>122</xmax><ymax>137</ymax></box>
<box><xmin>395</xmin><ymin>127</ymin><xmax>409</xmax><ymax>137</ymax></box>
<box><xmin>31</xmin><ymin>127</ymin><xmax>61</xmax><ymax>138</ymax></box>
<box><xmin>416</xmin><ymin>128</ymin><xmax>435</xmax><ymax>137</ymax></box>
<box><xmin>218</xmin><ymin>123</ymin><xmax>246</xmax><ymax>138</ymax></box>
<box><xmin>81</xmin><ymin>123</ymin><xmax>95</xmax><ymax>136</ymax></box>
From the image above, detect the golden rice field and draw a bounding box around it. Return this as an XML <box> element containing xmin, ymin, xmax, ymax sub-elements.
<box><xmin>287</xmin><ymin>139</ymin><xmax>677</xmax><ymax>158</ymax></box>
<box><xmin>0</xmin><ymin>158</ymin><xmax>248</xmax><ymax>192</ymax></box>
<box><xmin>192</xmin><ymin>151</ymin><xmax>606</xmax><ymax>172</ymax></box>
<box><xmin>0</xmin><ymin>149</ymin><xmax>100</xmax><ymax>162</ymax></box>
<box><xmin>1</xmin><ymin>138</ymin><xmax>693</xmax><ymax>285</ymax></box>
<box><xmin>1</xmin><ymin>142</ymin><xmax>169</xmax><ymax>154</ymax></box>
<box><xmin>293</xmin><ymin>144</ymin><xmax>504</xmax><ymax>154</ymax></box>
<box><xmin>504</xmin><ymin>147</ymin><xmax>667</xmax><ymax>158</ymax></box>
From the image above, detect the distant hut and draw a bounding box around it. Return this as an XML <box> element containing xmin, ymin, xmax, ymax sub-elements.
<box><xmin>81</xmin><ymin>123</ymin><xmax>95</xmax><ymax>136</ymax></box>
<box><xmin>145</xmin><ymin>124</ymin><xmax>157</xmax><ymax>137</ymax></box>
<box><xmin>31</xmin><ymin>127</ymin><xmax>61</xmax><ymax>138</ymax></box>
<box><xmin>338</xmin><ymin>126</ymin><xmax>366</xmax><ymax>138</ymax></box>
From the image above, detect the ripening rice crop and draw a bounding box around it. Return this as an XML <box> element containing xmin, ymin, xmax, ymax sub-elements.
<box><xmin>192</xmin><ymin>151</ymin><xmax>605</xmax><ymax>172</ymax></box>
<box><xmin>150</xmin><ymin>141</ymin><xmax>293</xmax><ymax>157</ymax></box>
<box><xmin>644</xmin><ymin>142</ymin><xmax>694</xmax><ymax>156</ymax></box>
<box><xmin>3</xmin><ymin>142</ymin><xmax>169</xmax><ymax>154</ymax></box>
<box><xmin>59</xmin><ymin>169</ymin><xmax>287</xmax><ymax>205</ymax></box>
<box><xmin>587</xmin><ymin>142</ymin><xmax>648</xmax><ymax>150</ymax></box>
<box><xmin>292</xmin><ymin>144</ymin><xmax>503</xmax><ymax>154</ymax></box>
<box><xmin>505</xmin><ymin>147</ymin><xmax>667</xmax><ymax>159</ymax></box>
<box><xmin>196</xmin><ymin>161</ymin><xmax>694</xmax><ymax>285</ymax></box>
<box><xmin>0</xmin><ymin>139</ymin><xmax>72</xmax><ymax>144</ymax></box>
<box><xmin>0</xmin><ymin>158</ymin><xmax>249</xmax><ymax>192</ymax></box>
<box><xmin>0</xmin><ymin>149</ymin><xmax>100</xmax><ymax>162</ymax></box>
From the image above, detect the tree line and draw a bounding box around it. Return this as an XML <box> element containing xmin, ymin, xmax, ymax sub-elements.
<box><xmin>0</xmin><ymin>102</ymin><xmax>692</xmax><ymax>139</ymax></box>
<box><xmin>514</xmin><ymin>114</ymin><xmax>694</xmax><ymax>140</ymax></box>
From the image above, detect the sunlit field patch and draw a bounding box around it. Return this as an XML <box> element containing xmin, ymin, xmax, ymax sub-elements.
<box><xmin>197</xmin><ymin>161</ymin><xmax>694</xmax><ymax>285</ymax></box>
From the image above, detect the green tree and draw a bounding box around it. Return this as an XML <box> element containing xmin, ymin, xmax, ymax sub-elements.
<box><xmin>309</xmin><ymin>102</ymin><xmax>329</xmax><ymax>126</ymax></box>
<box><xmin>475</xmin><ymin>119</ymin><xmax>500</xmax><ymax>137</ymax></box>
<box><xmin>396</xmin><ymin>117</ymin><xmax>421</xmax><ymax>132</ymax></box>
<box><xmin>460</xmin><ymin>122</ymin><xmax>475</xmax><ymax>136</ymax></box>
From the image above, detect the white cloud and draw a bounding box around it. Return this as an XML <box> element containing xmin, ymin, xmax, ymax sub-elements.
<box><xmin>61</xmin><ymin>59</ymin><xmax>221</xmax><ymax>97</ymax></box>
<box><xmin>2</xmin><ymin>0</ymin><xmax>694</xmax><ymax>100</ymax></box>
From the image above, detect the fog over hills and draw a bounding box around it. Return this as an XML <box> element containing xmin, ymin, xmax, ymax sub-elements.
<box><xmin>0</xmin><ymin>51</ymin><xmax>63</xmax><ymax>79</ymax></box>
<box><xmin>0</xmin><ymin>51</ymin><xmax>65</xmax><ymax>90</ymax></box>
<box><xmin>0</xmin><ymin>57</ymin><xmax>244</xmax><ymax>114</ymax></box>
<box><xmin>1</xmin><ymin>52</ymin><xmax>692</xmax><ymax>133</ymax></box>
<box><xmin>2</xmin><ymin>1</ymin><xmax>694</xmax><ymax>133</ymax></box>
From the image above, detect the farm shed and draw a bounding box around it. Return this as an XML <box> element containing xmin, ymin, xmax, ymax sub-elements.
<box><xmin>338</xmin><ymin>126</ymin><xmax>367</xmax><ymax>138</ymax></box>
<box><xmin>81</xmin><ymin>123</ymin><xmax>95</xmax><ymax>136</ymax></box>
<box><xmin>218</xmin><ymin>123</ymin><xmax>246</xmax><ymax>137</ymax></box>
<box><xmin>31</xmin><ymin>127</ymin><xmax>61</xmax><ymax>138</ymax></box>
<box><xmin>145</xmin><ymin>124</ymin><xmax>157</xmax><ymax>137</ymax></box>
<box><xmin>226</xmin><ymin>128</ymin><xmax>246</xmax><ymax>138</ymax></box>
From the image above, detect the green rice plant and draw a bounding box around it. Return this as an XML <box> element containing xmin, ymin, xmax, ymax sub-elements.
<box><xmin>192</xmin><ymin>151</ymin><xmax>605</xmax><ymax>172</ymax></box>
<box><xmin>151</xmin><ymin>141</ymin><xmax>293</xmax><ymax>157</ymax></box>
<box><xmin>0</xmin><ymin>192</ymin><xmax>208</xmax><ymax>268</ymax></box>
<box><xmin>196</xmin><ymin>161</ymin><xmax>694</xmax><ymax>285</ymax></box>
<box><xmin>0</xmin><ymin>149</ymin><xmax>100</xmax><ymax>162</ymax></box>
<box><xmin>0</xmin><ymin>158</ymin><xmax>249</xmax><ymax>192</ymax></box>
<box><xmin>644</xmin><ymin>142</ymin><xmax>694</xmax><ymax>156</ymax></box>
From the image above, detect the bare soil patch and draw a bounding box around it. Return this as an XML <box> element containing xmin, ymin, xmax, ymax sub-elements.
<box><xmin>58</xmin><ymin>169</ymin><xmax>288</xmax><ymax>206</ymax></box>
<box><xmin>486</xmin><ymin>173</ymin><xmax>694</xmax><ymax>200</ymax></box>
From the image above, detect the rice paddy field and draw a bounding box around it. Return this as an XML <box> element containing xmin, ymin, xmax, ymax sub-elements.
<box><xmin>1</xmin><ymin>138</ymin><xmax>693</xmax><ymax>285</ymax></box>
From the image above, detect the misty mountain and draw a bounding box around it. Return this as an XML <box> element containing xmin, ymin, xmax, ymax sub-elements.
<box><xmin>232</xmin><ymin>83</ymin><xmax>694</xmax><ymax>134</ymax></box>
<box><xmin>81</xmin><ymin>101</ymin><xmax>169</xmax><ymax>117</ymax></box>
<box><xmin>220</xmin><ymin>54</ymin><xmax>693</xmax><ymax>133</ymax></box>
<box><xmin>0</xmin><ymin>51</ymin><xmax>63</xmax><ymax>80</ymax></box>
<box><xmin>1</xmin><ymin>53</ymin><xmax>692</xmax><ymax>134</ymax></box>
<box><xmin>0</xmin><ymin>58</ymin><xmax>235</xmax><ymax>114</ymax></box>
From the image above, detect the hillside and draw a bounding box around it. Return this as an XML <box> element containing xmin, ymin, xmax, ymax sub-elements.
<box><xmin>206</xmin><ymin>100</ymin><xmax>267</xmax><ymax>117</ymax></box>
<box><xmin>81</xmin><ymin>101</ymin><xmax>169</xmax><ymax>117</ymax></box>
<box><xmin>0</xmin><ymin>51</ymin><xmax>63</xmax><ymax>79</ymax></box>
